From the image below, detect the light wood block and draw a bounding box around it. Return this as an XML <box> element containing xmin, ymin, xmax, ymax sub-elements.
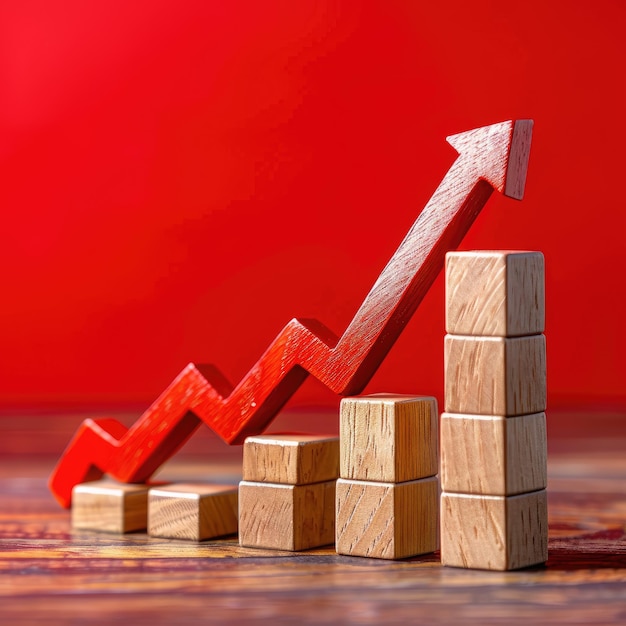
<box><xmin>440</xmin><ymin>412</ymin><xmax>547</xmax><ymax>496</ymax></box>
<box><xmin>440</xmin><ymin>490</ymin><xmax>548</xmax><ymax>570</ymax></box>
<box><xmin>148</xmin><ymin>483</ymin><xmax>238</xmax><ymax>541</ymax></box>
<box><xmin>445</xmin><ymin>251</ymin><xmax>544</xmax><ymax>337</ymax></box>
<box><xmin>444</xmin><ymin>335</ymin><xmax>546</xmax><ymax>416</ymax></box>
<box><xmin>238</xmin><ymin>480</ymin><xmax>335</xmax><ymax>551</ymax></box>
<box><xmin>242</xmin><ymin>434</ymin><xmax>339</xmax><ymax>485</ymax></box>
<box><xmin>335</xmin><ymin>477</ymin><xmax>439</xmax><ymax>560</ymax></box>
<box><xmin>71</xmin><ymin>480</ymin><xmax>150</xmax><ymax>533</ymax></box>
<box><xmin>340</xmin><ymin>394</ymin><xmax>438</xmax><ymax>482</ymax></box>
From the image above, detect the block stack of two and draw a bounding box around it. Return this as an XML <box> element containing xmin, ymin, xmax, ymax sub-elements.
<box><xmin>441</xmin><ymin>251</ymin><xmax>548</xmax><ymax>570</ymax></box>
<box><xmin>336</xmin><ymin>394</ymin><xmax>439</xmax><ymax>560</ymax></box>
<box><xmin>238</xmin><ymin>435</ymin><xmax>339</xmax><ymax>551</ymax></box>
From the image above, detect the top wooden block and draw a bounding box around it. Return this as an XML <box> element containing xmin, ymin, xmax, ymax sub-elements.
<box><xmin>340</xmin><ymin>394</ymin><xmax>438</xmax><ymax>483</ymax></box>
<box><xmin>446</xmin><ymin>251</ymin><xmax>544</xmax><ymax>337</ymax></box>
<box><xmin>242</xmin><ymin>434</ymin><xmax>339</xmax><ymax>485</ymax></box>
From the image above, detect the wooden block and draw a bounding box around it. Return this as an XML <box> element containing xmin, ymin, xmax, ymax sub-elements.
<box><xmin>148</xmin><ymin>483</ymin><xmax>238</xmax><ymax>541</ymax></box>
<box><xmin>440</xmin><ymin>490</ymin><xmax>548</xmax><ymax>570</ymax></box>
<box><xmin>444</xmin><ymin>335</ymin><xmax>546</xmax><ymax>416</ymax></box>
<box><xmin>71</xmin><ymin>480</ymin><xmax>150</xmax><ymax>533</ymax></box>
<box><xmin>242</xmin><ymin>434</ymin><xmax>339</xmax><ymax>485</ymax></box>
<box><xmin>340</xmin><ymin>394</ymin><xmax>438</xmax><ymax>482</ymax></box>
<box><xmin>238</xmin><ymin>480</ymin><xmax>335</xmax><ymax>551</ymax></box>
<box><xmin>335</xmin><ymin>477</ymin><xmax>438</xmax><ymax>560</ymax></box>
<box><xmin>445</xmin><ymin>251</ymin><xmax>544</xmax><ymax>337</ymax></box>
<box><xmin>440</xmin><ymin>412</ymin><xmax>547</xmax><ymax>496</ymax></box>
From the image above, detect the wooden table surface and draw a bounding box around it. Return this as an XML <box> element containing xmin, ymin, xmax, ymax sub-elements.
<box><xmin>0</xmin><ymin>407</ymin><xmax>625</xmax><ymax>625</ymax></box>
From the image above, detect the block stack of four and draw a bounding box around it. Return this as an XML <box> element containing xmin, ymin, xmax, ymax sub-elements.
<box><xmin>440</xmin><ymin>251</ymin><xmax>548</xmax><ymax>570</ymax></box>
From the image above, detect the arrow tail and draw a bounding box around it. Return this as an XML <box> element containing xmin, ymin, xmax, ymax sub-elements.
<box><xmin>49</xmin><ymin>120</ymin><xmax>532</xmax><ymax>507</ymax></box>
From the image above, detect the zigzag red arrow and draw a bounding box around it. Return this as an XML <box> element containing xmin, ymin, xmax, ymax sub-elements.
<box><xmin>49</xmin><ymin>120</ymin><xmax>533</xmax><ymax>508</ymax></box>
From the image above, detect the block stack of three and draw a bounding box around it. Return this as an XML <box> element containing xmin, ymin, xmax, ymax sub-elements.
<box><xmin>441</xmin><ymin>251</ymin><xmax>548</xmax><ymax>570</ymax></box>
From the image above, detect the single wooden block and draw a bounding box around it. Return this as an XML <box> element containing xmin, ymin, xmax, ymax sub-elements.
<box><xmin>148</xmin><ymin>483</ymin><xmax>238</xmax><ymax>541</ymax></box>
<box><xmin>71</xmin><ymin>480</ymin><xmax>150</xmax><ymax>533</ymax></box>
<box><xmin>340</xmin><ymin>394</ymin><xmax>438</xmax><ymax>483</ymax></box>
<box><xmin>440</xmin><ymin>412</ymin><xmax>547</xmax><ymax>496</ymax></box>
<box><xmin>238</xmin><ymin>480</ymin><xmax>335</xmax><ymax>551</ymax></box>
<box><xmin>335</xmin><ymin>477</ymin><xmax>439</xmax><ymax>560</ymax></box>
<box><xmin>445</xmin><ymin>251</ymin><xmax>545</xmax><ymax>337</ymax></box>
<box><xmin>242</xmin><ymin>434</ymin><xmax>339</xmax><ymax>485</ymax></box>
<box><xmin>444</xmin><ymin>334</ymin><xmax>546</xmax><ymax>416</ymax></box>
<box><xmin>440</xmin><ymin>490</ymin><xmax>548</xmax><ymax>571</ymax></box>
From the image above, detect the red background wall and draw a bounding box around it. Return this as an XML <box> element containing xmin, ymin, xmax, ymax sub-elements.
<box><xmin>1</xmin><ymin>1</ymin><xmax>624</xmax><ymax>415</ymax></box>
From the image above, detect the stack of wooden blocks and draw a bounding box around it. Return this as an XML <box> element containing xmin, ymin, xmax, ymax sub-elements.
<box><xmin>335</xmin><ymin>394</ymin><xmax>439</xmax><ymax>560</ymax></box>
<box><xmin>71</xmin><ymin>251</ymin><xmax>548</xmax><ymax>569</ymax></box>
<box><xmin>440</xmin><ymin>251</ymin><xmax>548</xmax><ymax>570</ymax></box>
<box><xmin>238</xmin><ymin>434</ymin><xmax>338</xmax><ymax>551</ymax></box>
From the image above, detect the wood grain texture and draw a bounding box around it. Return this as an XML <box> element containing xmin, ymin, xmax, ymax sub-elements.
<box><xmin>445</xmin><ymin>251</ymin><xmax>544</xmax><ymax>337</ymax></box>
<box><xmin>49</xmin><ymin>120</ymin><xmax>533</xmax><ymax>508</ymax></box>
<box><xmin>340</xmin><ymin>394</ymin><xmax>438</xmax><ymax>482</ymax></box>
<box><xmin>440</xmin><ymin>412</ymin><xmax>547</xmax><ymax>496</ymax></box>
<box><xmin>2</xmin><ymin>407</ymin><xmax>626</xmax><ymax>625</ymax></box>
<box><xmin>444</xmin><ymin>334</ymin><xmax>546</xmax><ymax>416</ymax></box>
<box><xmin>242</xmin><ymin>434</ymin><xmax>339</xmax><ymax>485</ymax></box>
<box><xmin>440</xmin><ymin>490</ymin><xmax>548</xmax><ymax>571</ymax></box>
<box><xmin>238</xmin><ymin>480</ymin><xmax>335</xmax><ymax>551</ymax></box>
<box><xmin>148</xmin><ymin>483</ymin><xmax>238</xmax><ymax>541</ymax></box>
<box><xmin>71</xmin><ymin>480</ymin><xmax>151</xmax><ymax>533</ymax></box>
<box><xmin>503</xmin><ymin>119</ymin><xmax>533</xmax><ymax>199</ymax></box>
<box><xmin>335</xmin><ymin>476</ymin><xmax>438</xmax><ymax>560</ymax></box>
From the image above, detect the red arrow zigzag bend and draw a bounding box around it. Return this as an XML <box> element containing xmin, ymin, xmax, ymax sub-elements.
<box><xmin>50</xmin><ymin>119</ymin><xmax>533</xmax><ymax>508</ymax></box>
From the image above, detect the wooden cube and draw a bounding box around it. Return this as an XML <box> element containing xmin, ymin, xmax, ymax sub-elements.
<box><xmin>238</xmin><ymin>480</ymin><xmax>335</xmax><ymax>551</ymax></box>
<box><xmin>340</xmin><ymin>394</ymin><xmax>438</xmax><ymax>483</ymax></box>
<box><xmin>444</xmin><ymin>335</ymin><xmax>546</xmax><ymax>416</ymax></box>
<box><xmin>440</xmin><ymin>412</ymin><xmax>547</xmax><ymax>496</ymax></box>
<box><xmin>445</xmin><ymin>251</ymin><xmax>544</xmax><ymax>337</ymax></box>
<box><xmin>148</xmin><ymin>483</ymin><xmax>238</xmax><ymax>541</ymax></box>
<box><xmin>71</xmin><ymin>480</ymin><xmax>150</xmax><ymax>533</ymax></box>
<box><xmin>242</xmin><ymin>434</ymin><xmax>339</xmax><ymax>485</ymax></box>
<box><xmin>335</xmin><ymin>477</ymin><xmax>438</xmax><ymax>560</ymax></box>
<box><xmin>440</xmin><ymin>490</ymin><xmax>548</xmax><ymax>570</ymax></box>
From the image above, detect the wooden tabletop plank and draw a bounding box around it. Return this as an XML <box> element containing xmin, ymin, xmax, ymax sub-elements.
<box><xmin>0</xmin><ymin>408</ymin><xmax>625</xmax><ymax>624</ymax></box>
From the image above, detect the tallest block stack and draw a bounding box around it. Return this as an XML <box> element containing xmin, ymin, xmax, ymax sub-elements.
<box><xmin>440</xmin><ymin>251</ymin><xmax>548</xmax><ymax>570</ymax></box>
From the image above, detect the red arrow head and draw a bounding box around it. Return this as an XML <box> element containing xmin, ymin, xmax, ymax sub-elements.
<box><xmin>446</xmin><ymin>119</ymin><xmax>533</xmax><ymax>200</ymax></box>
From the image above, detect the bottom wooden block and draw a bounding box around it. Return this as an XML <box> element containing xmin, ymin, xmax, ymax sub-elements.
<box><xmin>335</xmin><ymin>477</ymin><xmax>439</xmax><ymax>560</ymax></box>
<box><xmin>71</xmin><ymin>480</ymin><xmax>151</xmax><ymax>533</ymax></box>
<box><xmin>238</xmin><ymin>480</ymin><xmax>335</xmax><ymax>551</ymax></box>
<box><xmin>440</xmin><ymin>490</ymin><xmax>548</xmax><ymax>571</ymax></box>
<box><xmin>148</xmin><ymin>483</ymin><xmax>238</xmax><ymax>541</ymax></box>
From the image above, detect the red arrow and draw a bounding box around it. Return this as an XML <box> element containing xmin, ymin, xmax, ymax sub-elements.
<box><xmin>49</xmin><ymin>120</ymin><xmax>533</xmax><ymax>508</ymax></box>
